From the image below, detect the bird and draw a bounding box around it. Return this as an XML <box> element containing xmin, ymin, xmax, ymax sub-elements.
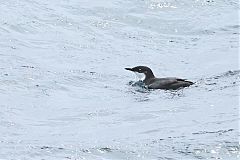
<box><xmin>125</xmin><ymin>66</ymin><xmax>194</xmax><ymax>90</ymax></box>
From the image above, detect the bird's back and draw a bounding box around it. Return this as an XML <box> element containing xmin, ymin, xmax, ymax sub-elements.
<box><xmin>146</xmin><ymin>77</ymin><xmax>193</xmax><ymax>90</ymax></box>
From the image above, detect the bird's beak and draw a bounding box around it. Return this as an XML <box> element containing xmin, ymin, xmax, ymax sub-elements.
<box><xmin>125</xmin><ymin>68</ymin><xmax>133</xmax><ymax>71</ymax></box>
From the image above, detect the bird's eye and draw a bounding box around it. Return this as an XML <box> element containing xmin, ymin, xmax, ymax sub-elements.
<box><xmin>139</xmin><ymin>69</ymin><xmax>141</xmax><ymax>71</ymax></box>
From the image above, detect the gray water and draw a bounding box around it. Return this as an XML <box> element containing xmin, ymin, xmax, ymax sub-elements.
<box><xmin>0</xmin><ymin>0</ymin><xmax>239</xmax><ymax>159</ymax></box>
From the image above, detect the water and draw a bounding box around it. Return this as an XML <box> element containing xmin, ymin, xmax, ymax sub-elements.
<box><xmin>0</xmin><ymin>0</ymin><xmax>239</xmax><ymax>159</ymax></box>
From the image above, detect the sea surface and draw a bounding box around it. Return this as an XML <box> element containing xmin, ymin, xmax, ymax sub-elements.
<box><xmin>0</xmin><ymin>0</ymin><xmax>239</xmax><ymax>159</ymax></box>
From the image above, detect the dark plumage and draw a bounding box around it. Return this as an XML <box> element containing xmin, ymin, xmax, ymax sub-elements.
<box><xmin>125</xmin><ymin>66</ymin><xmax>194</xmax><ymax>90</ymax></box>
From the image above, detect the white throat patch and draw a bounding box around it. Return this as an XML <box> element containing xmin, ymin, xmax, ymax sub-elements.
<box><xmin>134</xmin><ymin>72</ymin><xmax>146</xmax><ymax>81</ymax></box>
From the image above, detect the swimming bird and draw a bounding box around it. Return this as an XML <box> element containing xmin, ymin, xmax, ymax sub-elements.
<box><xmin>125</xmin><ymin>66</ymin><xmax>194</xmax><ymax>90</ymax></box>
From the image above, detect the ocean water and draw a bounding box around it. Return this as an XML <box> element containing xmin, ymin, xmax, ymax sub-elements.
<box><xmin>0</xmin><ymin>0</ymin><xmax>239</xmax><ymax>159</ymax></box>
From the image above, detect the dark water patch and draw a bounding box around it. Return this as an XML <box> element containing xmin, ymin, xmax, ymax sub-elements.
<box><xmin>217</xmin><ymin>25</ymin><xmax>240</xmax><ymax>35</ymax></box>
<box><xmin>175</xmin><ymin>141</ymin><xmax>239</xmax><ymax>159</ymax></box>
<box><xmin>145</xmin><ymin>133</ymin><xmax>239</xmax><ymax>159</ymax></box>
<box><xmin>191</xmin><ymin>29</ymin><xmax>216</xmax><ymax>36</ymax></box>
<box><xmin>135</xmin><ymin>97</ymin><xmax>150</xmax><ymax>102</ymax></box>
<box><xmin>40</xmin><ymin>146</ymin><xmax>53</xmax><ymax>150</ymax></box>
<box><xmin>193</xmin><ymin>24</ymin><xmax>240</xmax><ymax>36</ymax></box>
<box><xmin>167</xmin><ymin>136</ymin><xmax>187</xmax><ymax>139</ymax></box>
<box><xmin>226</xmin><ymin>25</ymin><xmax>240</xmax><ymax>29</ymax></box>
<box><xmin>21</xmin><ymin>65</ymin><xmax>35</xmax><ymax>69</ymax></box>
<box><xmin>192</xmin><ymin>129</ymin><xmax>234</xmax><ymax>135</ymax></box>
<box><xmin>205</xmin><ymin>0</ymin><xmax>214</xmax><ymax>3</ymax></box>
<box><xmin>98</xmin><ymin>147</ymin><xmax>112</xmax><ymax>152</ymax></box>
<box><xmin>157</xmin><ymin>157</ymin><xmax>175</xmax><ymax>160</ymax></box>
<box><xmin>151</xmin><ymin>136</ymin><xmax>187</xmax><ymax>143</ymax></box>
<box><xmin>196</xmin><ymin>70</ymin><xmax>240</xmax><ymax>91</ymax></box>
<box><xmin>37</xmin><ymin>145</ymin><xmax>132</xmax><ymax>158</ymax></box>
<box><xmin>224</xmin><ymin>143</ymin><xmax>239</xmax><ymax>152</ymax></box>
<box><xmin>191</xmin><ymin>37</ymin><xmax>201</xmax><ymax>42</ymax></box>
<box><xmin>40</xmin><ymin>146</ymin><xmax>65</xmax><ymax>150</ymax></box>
<box><xmin>210</xmin><ymin>70</ymin><xmax>240</xmax><ymax>79</ymax></box>
<box><xmin>81</xmin><ymin>149</ymin><xmax>91</xmax><ymax>153</ymax></box>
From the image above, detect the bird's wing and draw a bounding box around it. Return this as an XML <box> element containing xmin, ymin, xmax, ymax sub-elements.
<box><xmin>147</xmin><ymin>77</ymin><xmax>178</xmax><ymax>89</ymax></box>
<box><xmin>148</xmin><ymin>77</ymin><xmax>193</xmax><ymax>89</ymax></box>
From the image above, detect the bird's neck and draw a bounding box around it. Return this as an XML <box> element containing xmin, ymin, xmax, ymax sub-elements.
<box><xmin>143</xmin><ymin>71</ymin><xmax>155</xmax><ymax>82</ymax></box>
